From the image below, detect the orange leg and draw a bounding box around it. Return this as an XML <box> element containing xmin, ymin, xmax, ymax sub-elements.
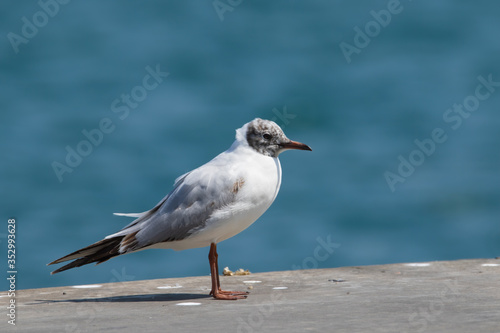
<box><xmin>208</xmin><ymin>243</ymin><xmax>249</xmax><ymax>300</ymax></box>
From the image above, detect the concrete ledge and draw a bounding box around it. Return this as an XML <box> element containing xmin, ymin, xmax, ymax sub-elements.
<box><xmin>4</xmin><ymin>258</ymin><xmax>500</xmax><ymax>332</ymax></box>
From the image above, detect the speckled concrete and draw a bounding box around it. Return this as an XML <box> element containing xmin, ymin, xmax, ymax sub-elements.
<box><xmin>3</xmin><ymin>259</ymin><xmax>500</xmax><ymax>332</ymax></box>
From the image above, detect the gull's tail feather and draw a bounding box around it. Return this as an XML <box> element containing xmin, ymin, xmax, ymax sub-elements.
<box><xmin>113</xmin><ymin>212</ymin><xmax>144</xmax><ymax>218</ymax></box>
<box><xmin>47</xmin><ymin>237</ymin><xmax>125</xmax><ymax>275</ymax></box>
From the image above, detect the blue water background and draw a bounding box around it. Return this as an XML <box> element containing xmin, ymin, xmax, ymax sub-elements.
<box><xmin>1</xmin><ymin>1</ymin><xmax>499</xmax><ymax>290</ymax></box>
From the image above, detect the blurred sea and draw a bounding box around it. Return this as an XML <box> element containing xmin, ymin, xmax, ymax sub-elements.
<box><xmin>1</xmin><ymin>1</ymin><xmax>499</xmax><ymax>290</ymax></box>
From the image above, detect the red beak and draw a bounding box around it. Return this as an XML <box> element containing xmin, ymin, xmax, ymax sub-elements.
<box><xmin>280</xmin><ymin>140</ymin><xmax>312</xmax><ymax>151</ymax></box>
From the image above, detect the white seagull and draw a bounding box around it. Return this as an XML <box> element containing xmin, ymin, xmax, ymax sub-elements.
<box><xmin>48</xmin><ymin>118</ymin><xmax>311</xmax><ymax>300</ymax></box>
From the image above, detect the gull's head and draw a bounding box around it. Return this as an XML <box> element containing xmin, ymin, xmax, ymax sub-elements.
<box><xmin>236</xmin><ymin>118</ymin><xmax>312</xmax><ymax>158</ymax></box>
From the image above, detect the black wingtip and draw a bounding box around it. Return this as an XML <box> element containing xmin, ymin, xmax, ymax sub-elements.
<box><xmin>48</xmin><ymin>237</ymin><xmax>124</xmax><ymax>274</ymax></box>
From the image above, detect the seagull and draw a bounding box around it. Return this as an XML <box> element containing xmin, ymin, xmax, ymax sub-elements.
<box><xmin>48</xmin><ymin>118</ymin><xmax>312</xmax><ymax>300</ymax></box>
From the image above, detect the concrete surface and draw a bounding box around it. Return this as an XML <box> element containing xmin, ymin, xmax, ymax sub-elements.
<box><xmin>2</xmin><ymin>258</ymin><xmax>499</xmax><ymax>332</ymax></box>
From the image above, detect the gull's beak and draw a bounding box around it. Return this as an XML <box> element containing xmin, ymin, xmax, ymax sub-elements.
<box><xmin>280</xmin><ymin>140</ymin><xmax>312</xmax><ymax>151</ymax></box>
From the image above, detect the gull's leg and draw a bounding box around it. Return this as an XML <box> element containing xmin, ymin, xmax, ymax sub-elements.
<box><xmin>214</xmin><ymin>244</ymin><xmax>221</xmax><ymax>289</ymax></box>
<box><xmin>208</xmin><ymin>243</ymin><xmax>248</xmax><ymax>300</ymax></box>
<box><xmin>214</xmin><ymin>244</ymin><xmax>248</xmax><ymax>296</ymax></box>
<box><xmin>209</xmin><ymin>243</ymin><xmax>219</xmax><ymax>297</ymax></box>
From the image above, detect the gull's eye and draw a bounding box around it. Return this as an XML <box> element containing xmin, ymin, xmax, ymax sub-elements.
<box><xmin>263</xmin><ymin>133</ymin><xmax>272</xmax><ymax>140</ymax></box>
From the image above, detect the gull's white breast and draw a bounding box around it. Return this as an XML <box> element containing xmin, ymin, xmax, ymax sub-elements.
<box><xmin>154</xmin><ymin>145</ymin><xmax>282</xmax><ymax>251</ymax></box>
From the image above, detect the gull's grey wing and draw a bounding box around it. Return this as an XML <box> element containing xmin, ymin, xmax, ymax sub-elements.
<box><xmin>107</xmin><ymin>162</ymin><xmax>241</xmax><ymax>252</ymax></box>
<box><xmin>110</xmin><ymin>171</ymin><xmax>192</xmax><ymax>233</ymax></box>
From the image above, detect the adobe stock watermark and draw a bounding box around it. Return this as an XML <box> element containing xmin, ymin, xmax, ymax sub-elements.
<box><xmin>65</xmin><ymin>266</ymin><xmax>139</xmax><ymax>333</ymax></box>
<box><xmin>7</xmin><ymin>0</ymin><xmax>71</xmax><ymax>54</ymax></box>
<box><xmin>236</xmin><ymin>291</ymin><xmax>284</xmax><ymax>333</ymax></box>
<box><xmin>339</xmin><ymin>0</ymin><xmax>410</xmax><ymax>64</ymax></box>
<box><xmin>402</xmin><ymin>279</ymin><xmax>462</xmax><ymax>333</ymax></box>
<box><xmin>212</xmin><ymin>0</ymin><xmax>243</xmax><ymax>22</ymax></box>
<box><xmin>270</xmin><ymin>105</ymin><xmax>296</xmax><ymax>129</ymax></box>
<box><xmin>236</xmin><ymin>235</ymin><xmax>339</xmax><ymax>333</ymax></box>
<box><xmin>291</xmin><ymin>235</ymin><xmax>340</xmax><ymax>270</ymax></box>
<box><xmin>384</xmin><ymin>74</ymin><xmax>499</xmax><ymax>192</ymax></box>
<box><xmin>51</xmin><ymin>64</ymin><xmax>169</xmax><ymax>183</ymax></box>
<box><xmin>6</xmin><ymin>218</ymin><xmax>17</xmax><ymax>326</ymax></box>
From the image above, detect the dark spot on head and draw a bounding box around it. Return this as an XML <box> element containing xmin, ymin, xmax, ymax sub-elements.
<box><xmin>245</xmin><ymin>118</ymin><xmax>288</xmax><ymax>157</ymax></box>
